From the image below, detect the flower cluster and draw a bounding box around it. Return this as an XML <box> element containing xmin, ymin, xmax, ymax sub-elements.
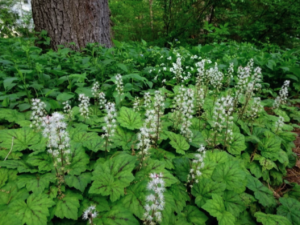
<box><xmin>82</xmin><ymin>205</ymin><xmax>98</xmax><ymax>224</ymax></box>
<box><xmin>144</xmin><ymin>92</ymin><xmax>152</xmax><ymax>109</ymax></box>
<box><xmin>211</xmin><ymin>96</ymin><xmax>234</xmax><ymax>145</ymax></box>
<box><xmin>137</xmin><ymin>126</ymin><xmax>151</xmax><ymax>166</ymax></box>
<box><xmin>30</xmin><ymin>98</ymin><xmax>47</xmax><ymax>129</ymax></box>
<box><xmin>170</xmin><ymin>57</ymin><xmax>185</xmax><ymax>83</ymax></box>
<box><xmin>275</xmin><ymin>116</ymin><xmax>285</xmax><ymax>132</ymax></box>
<box><xmin>98</xmin><ymin>92</ymin><xmax>107</xmax><ymax>109</ymax></box>
<box><xmin>41</xmin><ymin>112</ymin><xmax>71</xmax><ymax>167</ymax></box>
<box><xmin>243</xmin><ymin>97</ymin><xmax>262</xmax><ymax>120</ymax></box>
<box><xmin>115</xmin><ymin>74</ymin><xmax>124</xmax><ymax>96</ymax></box>
<box><xmin>102</xmin><ymin>102</ymin><xmax>117</xmax><ymax>146</ymax></box>
<box><xmin>133</xmin><ymin>97</ymin><xmax>141</xmax><ymax>112</ymax></box>
<box><xmin>195</xmin><ymin>59</ymin><xmax>211</xmax><ymax>86</ymax></box>
<box><xmin>273</xmin><ymin>80</ymin><xmax>290</xmax><ymax>109</ymax></box>
<box><xmin>91</xmin><ymin>81</ymin><xmax>100</xmax><ymax>98</ymax></box>
<box><xmin>207</xmin><ymin>62</ymin><xmax>224</xmax><ymax>91</ymax></box>
<box><xmin>173</xmin><ymin>86</ymin><xmax>194</xmax><ymax>141</ymax></box>
<box><xmin>187</xmin><ymin>145</ymin><xmax>206</xmax><ymax>186</ymax></box>
<box><xmin>144</xmin><ymin>173</ymin><xmax>165</xmax><ymax>225</ymax></box>
<box><xmin>79</xmin><ymin>94</ymin><xmax>90</xmax><ymax>119</ymax></box>
<box><xmin>62</xmin><ymin>101</ymin><xmax>71</xmax><ymax>114</ymax></box>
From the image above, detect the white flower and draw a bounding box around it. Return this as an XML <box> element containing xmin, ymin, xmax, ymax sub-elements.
<box><xmin>273</xmin><ymin>80</ymin><xmax>290</xmax><ymax>109</ymax></box>
<box><xmin>275</xmin><ymin>116</ymin><xmax>285</xmax><ymax>132</ymax></box>
<box><xmin>30</xmin><ymin>98</ymin><xmax>47</xmax><ymax>129</ymax></box>
<box><xmin>115</xmin><ymin>74</ymin><xmax>124</xmax><ymax>96</ymax></box>
<box><xmin>79</xmin><ymin>94</ymin><xmax>90</xmax><ymax>119</ymax></box>
<box><xmin>167</xmin><ymin>56</ymin><xmax>172</xmax><ymax>60</ymax></box>
<box><xmin>187</xmin><ymin>145</ymin><xmax>206</xmax><ymax>184</ymax></box>
<box><xmin>83</xmin><ymin>205</ymin><xmax>98</xmax><ymax>224</ymax></box>
<box><xmin>91</xmin><ymin>82</ymin><xmax>100</xmax><ymax>98</ymax></box>
<box><xmin>98</xmin><ymin>92</ymin><xmax>107</xmax><ymax>109</ymax></box>
<box><xmin>133</xmin><ymin>97</ymin><xmax>141</xmax><ymax>112</ymax></box>
<box><xmin>144</xmin><ymin>173</ymin><xmax>165</xmax><ymax>224</ymax></box>
<box><xmin>102</xmin><ymin>102</ymin><xmax>117</xmax><ymax>145</ymax></box>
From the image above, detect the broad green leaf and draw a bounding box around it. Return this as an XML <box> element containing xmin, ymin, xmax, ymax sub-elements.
<box><xmin>227</xmin><ymin>133</ymin><xmax>246</xmax><ymax>155</ymax></box>
<box><xmin>176</xmin><ymin>205</ymin><xmax>208</xmax><ymax>225</ymax></box>
<box><xmin>69</xmin><ymin>129</ymin><xmax>98</xmax><ymax>144</ymax></box>
<box><xmin>201</xmin><ymin>150</ymin><xmax>229</xmax><ymax>178</ymax></box>
<box><xmin>17</xmin><ymin>173</ymin><xmax>56</xmax><ymax>194</ymax></box>
<box><xmin>167</xmin><ymin>131</ymin><xmax>190</xmax><ymax>154</ymax></box>
<box><xmin>26</xmin><ymin>152</ymin><xmax>53</xmax><ymax>172</ymax></box>
<box><xmin>190</xmin><ymin>130</ymin><xmax>206</xmax><ymax>147</ymax></box>
<box><xmin>65</xmin><ymin>173</ymin><xmax>92</xmax><ymax>192</ymax></box>
<box><xmin>89</xmin><ymin>153</ymin><xmax>136</xmax><ymax>201</ymax></box>
<box><xmin>248</xmin><ymin>161</ymin><xmax>262</xmax><ymax>178</ymax></box>
<box><xmin>149</xmin><ymin>148</ymin><xmax>175</xmax><ymax>169</ymax></box>
<box><xmin>0</xmin><ymin>183</ymin><xmax>29</xmax><ymax>206</ymax></box>
<box><xmin>173</xmin><ymin>157</ymin><xmax>190</xmax><ymax>182</ymax></box>
<box><xmin>254</xmin><ymin>212</ymin><xmax>292</xmax><ymax>225</ymax></box>
<box><xmin>83</xmin><ymin>136</ymin><xmax>105</xmax><ymax>152</ymax></box>
<box><xmin>202</xmin><ymin>194</ymin><xmax>236</xmax><ymax>225</ymax></box>
<box><xmin>285</xmin><ymin>183</ymin><xmax>300</xmax><ymax>201</ymax></box>
<box><xmin>236</xmin><ymin>211</ymin><xmax>257</xmax><ymax>225</ymax></box>
<box><xmin>0</xmin><ymin>109</ymin><xmax>25</xmax><ymax>123</ymax></box>
<box><xmin>113</xmin><ymin>126</ymin><xmax>137</xmax><ymax>151</ymax></box>
<box><xmin>0</xmin><ymin>169</ymin><xmax>8</xmax><ymax>188</ymax></box>
<box><xmin>66</xmin><ymin>145</ymin><xmax>89</xmax><ymax>175</ymax></box>
<box><xmin>0</xmin><ymin>128</ymin><xmax>41</xmax><ymax>151</ymax></box>
<box><xmin>223</xmin><ymin>191</ymin><xmax>247</xmax><ymax>217</ymax></box>
<box><xmin>56</xmin><ymin>92</ymin><xmax>74</xmax><ymax>101</ymax></box>
<box><xmin>9</xmin><ymin>193</ymin><xmax>54</xmax><ymax>225</ymax></box>
<box><xmin>79</xmin><ymin>196</ymin><xmax>110</xmax><ymax>215</ymax></box>
<box><xmin>169</xmin><ymin>184</ymin><xmax>190</xmax><ymax>213</ymax></box>
<box><xmin>135</xmin><ymin>159</ymin><xmax>178</xmax><ymax>187</ymax></box>
<box><xmin>212</xmin><ymin>160</ymin><xmax>247</xmax><ymax>193</ymax></box>
<box><xmin>0</xmin><ymin>160</ymin><xmax>38</xmax><ymax>173</ymax></box>
<box><xmin>121</xmin><ymin>181</ymin><xmax>147</xmax><ymax>218</ymax></box>
<box><xmin>192</xmin><ymin>177</ymin><xmax>226</xmax><ymax>207</ymax></box>
<box><xmin>277</xmin><ymin>197</ymin><xmax>300</xmax><ymax>225</ymax></box>
<box><xmin>246</xmin><ymin>175</ymin><xmax>276</xmax><ymax>207</ymax></box>
<box><xmin>117</xmin><ymin>107</ymin><xmax>143</xmax><ymax>130</ymax></box>
<box><xmin>54</xmin><ymin>195</ymin><xmax>80</xmax><ymax>220</ymax></box>
<box><xmin>259</xmin><ymin>157</ymin><xmax>277</xmax><ymax>171</ymax></box>
<box><xmin>259</xmin><ymin>132</ymin><xmax>281</xmax><ymax>160</ymax></box>
<box><xmin>94</xmin><ymin>205</ymin><xmax>139</xmax><ymax>225</ymax></box>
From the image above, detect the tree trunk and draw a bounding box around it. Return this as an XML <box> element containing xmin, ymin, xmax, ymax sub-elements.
<box><xmin>31</xmin><ymin>0</ymin><xmax>112</xmax><ymax>51</ymax></box>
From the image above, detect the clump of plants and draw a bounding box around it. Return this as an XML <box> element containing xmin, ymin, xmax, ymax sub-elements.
<box><xmin>0</xmin><ymin>55</ymin><xmax>299</xmax><ymax>225</ymax></box>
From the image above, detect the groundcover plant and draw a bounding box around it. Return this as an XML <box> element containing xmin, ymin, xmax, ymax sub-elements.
<box><xmin>0</xmin><ymin>41</ymin><xmax>300</xmax><ymax>225</ymax></box>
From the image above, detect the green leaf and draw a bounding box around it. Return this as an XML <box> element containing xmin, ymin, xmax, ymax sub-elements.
<box><xmin>0</xmin><ymin>128</ymin><xmax>41</xmax><ymax>151</ymax></box>
<box><xmin>135</xmin><ymin>159</ymin><xmax>178</xmax><ymax>187</ymax></box>
<box><xmin>0</xmin><ymin>109</ymin><xmax>25</xmax><ymax>123</ymax></box>
<box><xmin>83</xmin><ymin>136</ymin><xmax>105</xmax><ymax>152</ymax></box>
<box><xmin>201</xmin><ymin>150</ymin><xmax>229</xmax><ymax>178</ymax></box>
<box><xmin>0</xmin><ymin>183</ymin><xmax>29</xmax><ymax>206</ymax></box>
<box><xmin>259</xmin><ymin>157</ymin><xmax>277</xmax><ymax>171</ymax></box>
<box><xmin>26</xmin><ymin>152</ymin><xmax>53</xmax><ymax>172</ymax></box>
<box><xmin>190</xmin><ymin>130</ymin><xmax>206</xmax><ymax>147</ymax></box>
<box><xmin>113</xmin><ymin>126</ymin><xmax>137</xmax><ymax>151</ymax></box>
<box><xmin>259</xmin><ymin>132</ymin><xmax>281</xmax><ymax>160</ymax></box>
<box><xmin>94</xmin><ymin>205</ymin><xmax>139</xmax><ymax>225</ymax></box>
<box><xmin>227</xmin><ymin>133</ymin><xmax>246</xmax><ymax>155</ymax></box>
<box><xmin>246</xmin><ymin>175</ymin><xmax>276</xmax><ymax>207</ymax></box>
<box><xmin>223</xmin><ymin>191</ymin><xmax>247</xmax><ymax>217</ymax></box>
<box><xmin>212</xmin><ymin>160</ymin><xmax>247</xmax><ymax>193</ymax></box>
<box><xmin>66</xmin><ymin>145</ymin><xmax>89</xmax><ymax>175</ymax></box>
<box><xmin>17</xmin><ymin>173</ymin><xmax>56</xmax><ymax>194</ymax></box>
<box><xmin>89</xmin><ymin>153</ymin><xmax>136</xmax><ymax>202</ymax></box>
<box><xmin>254</xmin><ymin>212</ymin><xmax>292</xmax><ymax>225</ymax></box>
<box><xmin>65</xmin><ymin>173</ymin><xmax>92</xmax><ymax>192</ymax></box>
<box><xmin>177</xmin><ymin>205</ymin><xmax>208</xmax><ymax>225</ymax></box>
<box><xmin>117</xmin><ymin>107</ymin><xmax>143</xmax><ymax>130</ymax></box>
<box><xmin>173</xmin><ymin>157</ymin><xmax>190</xmax><ymax>182</ymax></box>
<box><xmin>169</xmin><ymin>184</ymin><xmax>190</xmax><ymax>213</ymax></box>
<box><xmin>9</xmin><ymin>193</ymin><xmax>55</xmax><ymax>225</ymax></box>
<box><xmin>167</xmin><ymin>132</ymin><xmax>190</xmax><ymax>154</ymax></box>
<box><xmin>202</xmin><ymin>194</ymin><xmax>236</xmax><ymax>225</ymax></box>
<box><xmin>0</xmin><ymin>160</ymin><xmax>38</xmax><ymax>173</ymax></box>
<box><xmin>56</xmin><ymin>92</ymin><xmax>74</xmax><ymax>101</ymax></box>
<box><xmin>54</xmin><ymin>195</ymin><xmax>80</xmax><ymax>220</ymax></box>
<box><xmin>277</xmin><ymin>198</ymin><xmax>300</xmax><ymax>225</ymax></box>
<box><xmin>192</xmin><ymin>177</ymin><xmax>226</xmax><ymax>207</ymax></box>
<box><xmin>121</xmin><ymin>181</ymin><xmax>147</xmax><ymax>219</ymax></box>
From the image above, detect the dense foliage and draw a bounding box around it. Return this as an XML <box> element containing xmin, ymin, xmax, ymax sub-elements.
<box><xmin>0</xmin><ymin>38</ymin><xmax>300</xmax><ymax>225</ymax></box>
<box><xmin>110</xmin><ymin>0</ymin><xmax>300</xmax><ymax>47</ymax></box>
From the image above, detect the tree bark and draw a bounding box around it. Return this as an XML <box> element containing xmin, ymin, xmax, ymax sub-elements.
<box><xmin>31</xmin><ymin>0</ymin><xmax>112</xmax><ymax>51</ymax></box>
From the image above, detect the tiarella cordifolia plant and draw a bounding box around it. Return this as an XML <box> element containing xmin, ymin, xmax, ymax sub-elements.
<box><xmin>98</xmin><ymin>92</ymin><xmax>107</xmax><ymax>109</ymax></box>
<box><xmin>133</xmin><ymin>97</ymin><xmax>141</xmax><ymax>112</ymax></box>
<box><xmin>79</xmin><ymin>94</ymin><xmax>90</xmax><ymax>119</ymax></box>
<box><xmin>82</xmin><ymin>205</ymin><xmax>98</xmax><ymax>225</ymax></box>
<box><xmin>102</xmin><ymin>102</ymin><xmax>117</xmax><ymax>151</ymax></box>
<box><xmin>173</xmin><ymin>86</ymin><xmax>194</xmax><ymax>141</ymax></box>
<box><xmin>195</xmin><ymin>59</ymin><xmax>211</xmax><ymax>86</ymax></box>
<box><xmin>115</xmin><ymin>74</ymin><xmax>124</xmax><ymax>96</ymax></box>
<box><xmin>137</xmin><ymin>126</ymin><xmax>151</xmax><ymax>168</ymax></box>
<box><xmin>211</xmin><ymin>95</ymin><xmax>234</xmax><ymax>146</ymax></box>
<box><xmin>170</xmin><ymin>56</ymin><xmax>184</xmax><ymax>84</ymax></box>
<box><xmin>144</xmin><ymin>92</ymin><xmax>152</xmax><ymax>110</ymax></box>
<box><xmin>41</xmin><ymin>112</ymin><xmax>71</xmax><ymax>169</ymax></box>
<box><xmin>91</xmin><ymin>81</ymin><xmax>100</xmax><ymax>98</ymax></box>
<box><xmin>275</xmin><ymin>116</ymin><xmax>285</xmax><ymax>133</ymax></box>
<box><xmin>187</xmin><ymin>145</ymin><xmax>206</xmax><ymax>187</ymax></box>
<box><xmin>144</xmin><ymin>173</ymin><xmax>165</xmax><ymax>225</ymax></box>
<box><xmin>30</xmin><ymin>98</ymin><xmax>47</xmax><ymax>129</ymax></box>
<box><xmin>243</xmin><ymin>97</ymin><xmax>262</xmax><ymax>120</ymax></box>
<box><xmin>62</xmin><ymin>101</ymin><xmax>72</xmax><ymax>119</ymax></box>
<box><xmin>207</xmin><ymin>62</ymin><xmax>224</xmax><ymax>91</ymax></box>
<box><xmin>273</xmin><ymin>80</ymin><xmax>290</xmax><ymax>109</ymax></box>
